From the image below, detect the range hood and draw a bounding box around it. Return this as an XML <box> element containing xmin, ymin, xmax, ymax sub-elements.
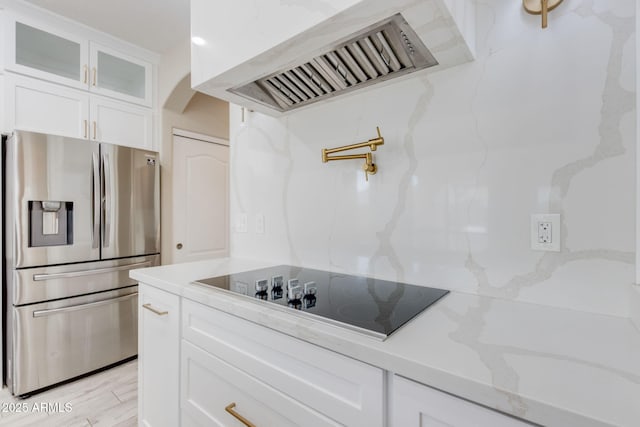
<box><xmin>191</xmin><ymin>0</ymin><xmax>476</xmax><ymax>117</ymax></box>
<box><xmin>229</xmin><ymin>14</ymin><xmax>438</xmax><ymax>112</ymax></box>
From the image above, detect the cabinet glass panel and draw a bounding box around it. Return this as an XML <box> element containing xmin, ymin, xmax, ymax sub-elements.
<box><xmin>97</xmin><ymin>51</ymin><xmax>145</xmax><ymax>99</ymax></box>
<box><xmin>16</xmin><ymin>23</ymin><xmax>81</xmax><ymax>81</ymax></box>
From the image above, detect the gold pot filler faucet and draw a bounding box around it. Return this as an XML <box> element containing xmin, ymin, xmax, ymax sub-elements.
<box><xmin>321</xmin><ymin>127</ymin><xmax>384</xmax><ymax>181</ymax></box>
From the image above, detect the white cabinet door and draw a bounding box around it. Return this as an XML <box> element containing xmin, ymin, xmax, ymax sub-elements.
<box><xmin>392</xmin><ymin>376</ymin><xmax>531</xmax><ymax>427</ymax></box>
<box><xmin>5</xmin><ymin>15</ymin><xmax>89</xmax><ymax>90</ymax></box>
<box><xmin>90</xmin><ymin>42</ymin><xmax>152</xmax><ymax>107</ymax></box>
<box><xmin>139</xmin><ymin>284</ymin><xmax>180</xmax><ymax>427</ymax></box>
<box><xmin>90</xmin><ymin>95</ymin><xmax>153</xmax><ymax>150</ymax></box>
<box><xmin>181</xmin><ymin>341</ymin><xmax>340</xmax><ymax>427</ymax></box>
<box><xmin>5</xmin><ymin>74</ymin><xmax>89</xmax><ymax>138</ymax></box>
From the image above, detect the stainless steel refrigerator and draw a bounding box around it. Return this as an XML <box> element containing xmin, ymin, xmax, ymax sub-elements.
<box><xmin>3</xmin><ymin>130</ymin><xmax>160</xmax><ymax>396</ymax></box>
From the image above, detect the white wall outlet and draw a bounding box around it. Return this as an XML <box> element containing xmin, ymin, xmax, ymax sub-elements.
<box><xmin>236</xmin><ymin>213</ymin><xmax>248</xmax><ymax>233</ymax></box>
<box><xmin>255</xmin><ymin>213</ymin><xmax>265</xmax><ymax>234</ymax></box>
<box><xmin>531</xmin><ymin>214</ymin><xmax>560</xmax><ymax>252</ymax></box>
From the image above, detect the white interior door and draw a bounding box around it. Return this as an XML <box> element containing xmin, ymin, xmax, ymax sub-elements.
<box><xmin>172</xmin><ymin>132</ymin><xmax>229</xmax><ymax>263</ymax></box>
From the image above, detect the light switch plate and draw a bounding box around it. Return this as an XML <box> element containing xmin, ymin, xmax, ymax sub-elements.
<box><xmin>531</xmin><ymin>214</ymin><xmax>560</xmax><ymax>251</ymax></box>
<box><xmin>236</xmin><ymin>213</ymin><xmax>248</xmax><ymax>233</ymax></box>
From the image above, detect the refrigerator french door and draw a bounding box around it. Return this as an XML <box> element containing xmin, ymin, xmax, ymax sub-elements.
<box><xmin>4</xmin><ymin>131</ymin><xmax>160</xmax><ymax>395</ymax></box>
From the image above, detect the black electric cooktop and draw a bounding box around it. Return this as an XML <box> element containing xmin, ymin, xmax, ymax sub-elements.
<box><xmin>194</xmin><ymin>265</ymin><xmax>449</xmax><ymax>340</ymax></box>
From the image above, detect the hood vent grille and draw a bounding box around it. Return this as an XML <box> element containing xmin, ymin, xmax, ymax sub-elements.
<box><xmin>229</xmin><ymin>13</ymin><xmax>438</xmax><ymax>112</ymax></box>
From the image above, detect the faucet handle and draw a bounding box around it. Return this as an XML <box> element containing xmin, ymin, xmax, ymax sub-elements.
<box><xmin>363</xmin><ymin>154</ymin><xmax>377</xmax><ymax>181</ymax></box>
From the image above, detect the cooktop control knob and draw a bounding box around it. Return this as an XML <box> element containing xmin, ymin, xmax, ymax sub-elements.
<box><xmin>255</xmin><ymin>279</ymin><xmax>269</xmax><ymax>292</ymax></box>
<box><xmin>287</xmin><ymin>284</ymin><xmax>302</xmax><ymax>301</ymax></box>
<box><xmin>303</xmin><ymin>281</ymin><xmax>317</xmax><ymax>296</ymax></box>
<box><xmin>303</xmin><ymin>295</ymin><xmax>316</xmax><ymax>309</ymax></box>
<box><xmin>287</xmin><ymin>278</ymin><xmax>299</xmax><ymax>290</ymax></box>
<box><xmin>272</xmin><ymin>275</ymin><xmax>284</xmax><ymax>289</ymax></box>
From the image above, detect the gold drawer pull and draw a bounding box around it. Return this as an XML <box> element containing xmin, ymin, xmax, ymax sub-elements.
<box><xmin>225</xmin><ymin>403</ymin><xmax>256</xmax><ymax>427</ymax></box>
<box><xmin>142</xmin><ymin>303</ymin><xmax>168</xmax><ymax>316</ymax></box>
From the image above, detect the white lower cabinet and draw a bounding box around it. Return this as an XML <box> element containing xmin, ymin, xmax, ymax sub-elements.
<box><xmin>138</xmin><ymin>284</ymin><xmax>531</xmax><ymax>427</ymax></box>
<box><xmin>4</xmin><ymin>73</ymin><xmax>154</xmax><ymax>150</ymax></box>
<box><xmin>392</xmin><ymin>375</ymin><xmax>530</xmax><ymax>427</ymax></box>
<box><xmin>181</xmin><ymin>299</ymin><xmax>384</xmax><ymax>427</ymax></box>
<box><xmin>138</xmin><ymin>284</ymin><xmax>180</xmax><ymax>427</ymax></box>
<box><xmin>181</xmin><ymin>341</ymin><xmax>340</xmax><ymax>427</ymax></box>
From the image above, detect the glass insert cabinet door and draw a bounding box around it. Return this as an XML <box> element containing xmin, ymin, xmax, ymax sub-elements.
<box><xmin>7</xmin><ymin>17</ymin><xmax>153</xmax><ymax>107</ymax></box>
<box><xmin>90</xmin><ymin>43</ymin><xmax>153</xmax><ymax>107</ymax></box>
<box><xmin>11</xmin><ymin>20</ymin><xmax>90</xmax><ymax>89</ymax></box>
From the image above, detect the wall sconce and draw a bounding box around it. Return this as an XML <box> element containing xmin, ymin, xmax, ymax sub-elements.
<box><xmin>523</xmin><ymin>0</ymin><xmax>563</xmax><ymax>29</ymax></box>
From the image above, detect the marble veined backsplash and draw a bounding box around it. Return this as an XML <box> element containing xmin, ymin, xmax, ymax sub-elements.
<box><xmin>229</xmin><ymin>0</ymin><xmax>636</xmax><ymax>318</ymax></box>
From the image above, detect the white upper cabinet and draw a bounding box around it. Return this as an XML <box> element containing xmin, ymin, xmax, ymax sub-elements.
<box><xmin>90</xmin><ymin>95</ymin><xmax>153</xmax><ymax>149</ymax></box>
<box><xmin>5</xmin><ymin>14</ymin><xmax>153</xmax><ymax>107</ymax></box>
<box><xmin>90</xmin><ymin>42</ymin><xmax>152</xmax><ymax>107</ymax></box>
<box><xmin>8</xmin><ymin>18</ymin><xmax>89</xmax><ymax>90</ymax></box>
<box><xmin>5</xmin><ymin>73</ymin><xmax>154</xmax><ymax>151</ymax></box>
<box><xmin>4</xmin><ymin>73</ymin><xmax>89</xmax><ymax>139</ymax></box>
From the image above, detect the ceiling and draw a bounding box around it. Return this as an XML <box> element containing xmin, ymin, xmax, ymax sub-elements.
<box><xmin>24</xmin><ymin>0</ymin><xmax>191</xmax><ymax>53</ymax></box>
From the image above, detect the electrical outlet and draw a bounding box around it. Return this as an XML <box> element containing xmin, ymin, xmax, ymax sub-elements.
<box><xmin>538</xmin><ymin>222</ymin><xmax>552</xmax><ymax>243</ymax></box>
<box><xmin>531</xmin><ymin>214</ymin><xmax>560</xmax><ymax>251</ymax></box>
<box><xmin>236</xmin><ymin>213</ymin><xmax>248</xmax><ymax>233</ymax></box>
<box><xmin>255</xmin><ymin>214</ymin><xmax>265</xmax><ymax>234</ymax></box>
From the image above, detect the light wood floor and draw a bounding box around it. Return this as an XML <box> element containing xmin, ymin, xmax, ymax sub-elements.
<box><xmin>0</xmin><ymin>359</ymin><xmax>137</xmax><ymax>427</ymax></box>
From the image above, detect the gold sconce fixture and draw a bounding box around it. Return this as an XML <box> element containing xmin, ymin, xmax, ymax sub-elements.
<box><xmin>523</xmin><ymin>0</ymin><xmax>563</xmax><ymax>29</ymax></box>
<box><xmin>322</xmin><ymin>127</ymin><xmax>384</xmax><ymax>181</ymax></box>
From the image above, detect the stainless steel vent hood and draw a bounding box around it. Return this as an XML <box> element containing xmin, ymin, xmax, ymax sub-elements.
<box><xmin>191</xmin><ymin>0</ymin><xmax>476</xmax><ymax>117</ymax></box>
<box><xmin>229</xmin><ymin>14</ymin><xmax>438</xmax><ymax>112</ymax></box>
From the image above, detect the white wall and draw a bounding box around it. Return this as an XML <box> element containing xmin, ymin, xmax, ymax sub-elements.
<box><xmin>157</xmin><ymin>36</ymin><xmax>230</xmax><ymax>265</ymax></box>
<box><xmin>230</xmin><ymin>0</ymin><xmax>636</xmax><ymax>318</ymax></box>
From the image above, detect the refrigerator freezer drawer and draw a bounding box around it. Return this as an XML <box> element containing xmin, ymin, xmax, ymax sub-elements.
<box><xmin>10</xmin><ymin>287</ymin><xmax>138</xmax><ymax>396</ymax></box>
<box><xmin>12</xmin><ymin>255</ymin><xmax>160</xmax><ymax>305</ymax></box>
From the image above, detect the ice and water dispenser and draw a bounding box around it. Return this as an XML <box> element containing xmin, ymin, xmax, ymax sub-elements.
<box><xmin>28</xmin><ymin>200</ymin><xmax>74</xmax><ymax>247</ymax></box>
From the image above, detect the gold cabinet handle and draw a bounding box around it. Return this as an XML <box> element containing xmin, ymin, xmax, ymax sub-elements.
<box><xmin>541</xmin><ymin>0</ymin><xmax>548</xmax><ymax>28</ymax></box>
<box><xmin>92</xmin><ymin>67</ymin><xmax>97</xmax><ymax>86</ymax></box>
<box><xmin>83</xmin><ymin>65</ymin><xmax>88</xmax><ymax>84</ymax></box>
<box><xmin>142</xmin><ymin>303</ymin><xmax>168</xmax><ymax>316</ymax></box>
<box><xmin>83</xmin><ymin>119</ymin><xmax>88</xmax><ymax>138</ymax></box>
<box><xmin>93</xmin><ymin>121</ymin><xmax>97</xmax><ymax>140</ymax></box>
<box><xmin>225</xmin><ymin>403</ymin><xmax>256</xmax><ymax>427</ymax></box>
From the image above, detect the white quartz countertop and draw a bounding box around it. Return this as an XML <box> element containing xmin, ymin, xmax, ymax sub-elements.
<box><xmin>131</xmin><ymin>258</ymin><xmax>640</xmax><ymax>427</ymax></box>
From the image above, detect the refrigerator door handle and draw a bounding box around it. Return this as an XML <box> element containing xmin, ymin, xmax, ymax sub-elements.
<box><xmin>102</xmin><ymin>152</ymin><xmax>112</xmax><ymax>248</ymax></box>
<box><xmin>91</xmin><ymin>152</ymin><xmax>100</xmax><ymax>249</ymax></box>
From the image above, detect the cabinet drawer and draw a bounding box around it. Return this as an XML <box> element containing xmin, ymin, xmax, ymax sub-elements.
<box><xmin>181</xmin><ymin>341</ymin><xmax>339</xmax><ymax>427</ymax></box>
<box><xmin>392</xmin><ymin>375</ymin><xmax>531</xmax><ymax>427</ymax></box>
<box><xmin>182</xmin><ymin>299</ymin><xmax>384</xmax><ymax>427</ymax></box>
